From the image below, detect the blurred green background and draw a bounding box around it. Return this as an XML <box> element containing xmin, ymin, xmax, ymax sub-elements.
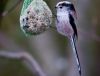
<box><xmin>0</xmin><ymin>0</ymin><xmax>100</xmax><ymax>76</ymax></box>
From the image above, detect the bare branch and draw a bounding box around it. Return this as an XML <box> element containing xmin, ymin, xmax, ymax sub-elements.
<box><xmin>2</xmin><ymin>0</ymin><xmax>22</xmax><ymax>17</ymax></box>
<box><xmin>0</xmin><ymin>51</ymin><xmax>47</xmax><ymax>76</ymax></box>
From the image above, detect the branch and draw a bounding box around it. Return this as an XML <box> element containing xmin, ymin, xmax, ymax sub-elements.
<box><xmin>2</xmin><ymin>0</ymin><xmax>22</xmax><ymax>17</ymax></box>
<box><xmin>0</xmin><ymin>51</ymin><xmax>47</xmax><ymax>76</ymax></box>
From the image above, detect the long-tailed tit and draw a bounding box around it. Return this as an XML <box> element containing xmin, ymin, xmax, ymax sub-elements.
<box><xmin>55</xmin><ymin>1</ymin><xmax>81</xmax><ymax>76</ymax></box>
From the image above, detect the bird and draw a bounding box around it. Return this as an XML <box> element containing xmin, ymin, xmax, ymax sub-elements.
<box><xmin>55</xmin><ymin>1</ymin><xmax>81</xmax><ymax>76</ymax></box>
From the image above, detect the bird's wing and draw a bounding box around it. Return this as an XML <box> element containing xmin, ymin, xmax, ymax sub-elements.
<box><xmin>69</xmin><ymin>14</ymin><xmax>78</xmax><ymax>39</ymax></box>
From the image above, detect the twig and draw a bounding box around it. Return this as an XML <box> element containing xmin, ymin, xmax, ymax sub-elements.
<box><xmin>2</xmin><ymin>0</ymin><xmax>22</xmax><ymax>17</ymax></box>
<box><xmin>0</xmin><ymin>51</ymin><xmax>47</xmax><ymax>76</ymax></box>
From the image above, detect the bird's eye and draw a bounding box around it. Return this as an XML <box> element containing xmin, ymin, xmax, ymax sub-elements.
<box><xmin>60</xmin><ymin>6</ymin><xmax>62</xmax><ymax>9</ymax></box>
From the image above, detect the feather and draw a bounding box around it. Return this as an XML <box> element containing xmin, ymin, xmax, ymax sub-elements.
<box><xmin>70</xmin><ymin>36</ymin><xmax>81</xmax><ymax>76</ymax></box>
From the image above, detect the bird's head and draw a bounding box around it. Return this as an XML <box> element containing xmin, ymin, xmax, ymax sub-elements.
<box><xmin>55</xmin><ymin>1</ymin><xmax>77</xmax><ymax>19</ymax></box>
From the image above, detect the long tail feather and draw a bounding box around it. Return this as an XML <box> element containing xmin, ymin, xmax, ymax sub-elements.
<box><xmin>70</xmin><ymin>36</ymin><xmax>81</xmax><ymax>76</ymax></box>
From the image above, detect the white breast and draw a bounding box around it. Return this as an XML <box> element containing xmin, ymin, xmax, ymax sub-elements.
<box><xmin>56</xmin><ymin>12</ymin><xmax>73</xmax><ymax>38</ymax></box>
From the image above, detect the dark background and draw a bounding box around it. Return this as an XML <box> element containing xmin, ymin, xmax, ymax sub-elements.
<box><xmin>0</xmin><ymin>0</ymin><xmax>100</xmax><ymax>76</ymax></box>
